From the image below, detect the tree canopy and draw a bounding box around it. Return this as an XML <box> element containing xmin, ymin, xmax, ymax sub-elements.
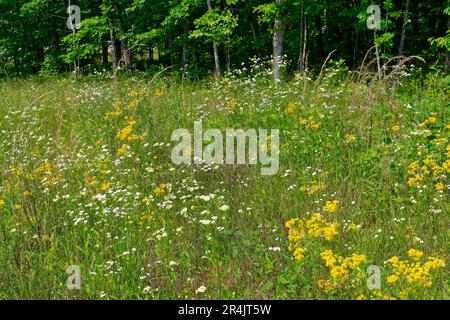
<box><xmin>0</xmin><ymin>0</ymin><xmax>448</xmax><ymax>78</ymax></box>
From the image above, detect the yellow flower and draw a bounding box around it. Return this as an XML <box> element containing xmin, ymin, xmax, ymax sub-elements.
<box><xmin>293</xmin><ymin>247</ymin><xmax>307</xmax><ymax>261</ymax></box>
<box><xmin>387</xmin><ymin>274</ymin><xmax>399</xmax><ymax>283</ymax></box>
<box><xmin>14</xmin><ymin>204</ymin><xmax>22</xmax><ymax>210</ymax></box>
<box><xmin>435</xmin><ymin>183</ymin><xmax>444</xmax><ymax>191</ymax></box>
<box><xmin>0</xmin><ymin>199</ymin><xmax>5</xmax><ymax>207</ymax></box>
<box><xmin>127</xmin><ymin>99</ymin><xmax>138</xmax><ymax>110</ymax></box>
<box><xmin>407</xmin><ymin>249</ymin><xmax>424</xmax><ymax>261</ymax></box>
<box><xmin>317</xmin><ymin>279</ymin><xmax>341</xmax><ymax>293</ymax></box>
<box><xmin>154</xmin><ymin>89</ymin><xmax>165</xmax><ymax>97</ymax></box>
<box><xmin>399</xmin><ymin>290</ymin><xmax>408</xmax><ymax>300</ymax></box>
<box><xmin>154</xmin><ymin>184</ymin><xmax>168</xmax><ymax>196</ymax></box>
<box><xmin>285</xmin><ymin>102</ymin><xmax>296</xmax><ymax>115</ymax></box>
<box><xmin>356</xmin><ymin>294</ymin><xmax>366</xmax><ymax>300</ymax></box>
<box><xmin>391</xmin><ymin>125</ymin><xmax>401</xmax><ymax>132</ymax></box>
<box><xmin>322</xmin><ymin>224</ymin><xmax>339</xmax><ymax>240</ymax></box>
<box><xmin>101</xmin><ymin>182</ymin><xmax>111</xmax><ymax>191</ymax></box>
<box><xmin>386</xmin><ymin>252</ymin><xmax>445</xmax><ymax>288</ymax></box>
<box><xmin>324</xmin><ymin>200</ymin><xmax>339</xmax><ymax>213</ymax></box>
<box><xmin>346</xmin><ymin>223</ymin><xmax>359</xmax><ymax>232</ymax></box>
<box><xmin>117</xmin><ymin>144</ymin><xmax>129</xmax><ymax>157</ymax></box>
<box><xmin>320</xmin><ymin>250</ymin><xmax>337</xmax><ymax>268</ymax></box>
<box><xmin>345</xmin><ymin>134</ymin><xmax>356</xmax><ymax>143</ymax></box>
<box><xmin>117</xmin><ymin>118</ymin><xmax>138</xmax><ymax>141</ymax></box>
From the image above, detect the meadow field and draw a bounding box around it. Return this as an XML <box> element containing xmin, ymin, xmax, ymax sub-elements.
<box><xmin>0</xmin><ymin>64</ymin><xmax>448</xmax><ymax>300</ymax></box>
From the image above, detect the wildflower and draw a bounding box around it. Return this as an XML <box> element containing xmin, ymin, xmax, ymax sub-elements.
<box><xmin>391</xmin><ymin>125</ymin><xmax>401</xmax><ymax>132</ymax></box>
<box><xmin>324</xmin><ymin>200</ymin><xmax>339</xmax><ymax>213</ymax></box>
<box><xmin>320</xmin><ymin>250</ymin><xmax>366</xmax><ymax>284</ymax></box>
<box><xmin>154</xmin><ymin>184</ymin><xmax>168</xmax><ymax>196</ymax></box>
<box><xmin>399</xmin><ymin>290</ymin><xmax>408</xmax><ymax>300</ymax></box>
<box><xmin>346</xmin><ymin>223</ymin><xmax>360</xmax><ymax>232</ymax></box>
<box><xmin>143</xmin><ymin>286</ymin><xmax>152</xmax><ymax>294</ymax></box>
<box><xmin>345</xmin><ymin>134</ymin><xmax>356</xmax><ymax>143</ymax></box>
<box><xmin>317</xmin><ymin>279</ymin><xmax>341</xmax><ymax>293</ymax></box>
<box><xmin>117</xmin><ymin>119</ymin><xmax>137</xmax><ymax>141</ymax></box>
<box><xmin>293</xmin><ymin>247</ymin><xmax>307</xmax><ymax>261</ymax></box>
<box><xmin>219</xmin><ymin>205</ymin><xmax>229</xmax><ymax>211</ymax></box>
<box><xmin>154</xmin><ymin>89</ymin><xmax>165</xmax><ymax>97</ymax></box>
<box><xmin>435</xmin><ymin>183</ymin><xmax>444</xmax><ymax>191</ymax></box>
<box><xmin>386</xmin><ymin>251</ymin><xmax>445</xmax><ymax>288</ymax></box>
<box><xmin>285</xmin><ymin>102</ymin><xmax>296</xmax><ymax>115</ymax></box>
<box><xmin>195</xmin><ymin>285</ymin><xmax>206</xmax><ymax>294</ymax></box>
<box><xmin>0</xmin><ymin>199</ymin><xmax>5</xmax><ymax>207</ymax></box>
<box><xmin>101</xmin><ymin>182</ymin><xmax>111</xmax><ymax>191</ymax></box>
<box><xmin>14</xmin><ymin>204</ymin><xmax>22</xmax><ymax>210</ymax></box>
<box><xmin>322</xmin><ymin>224</ymin><xmax>339</xmax><ymax>240</ymax></box>
<box><xmin>407</xmin><ymin>249</ymin><xmax>423</xmax><ymax>261</ymax></box>
<box><xmin>387</xmin><ymin>274</ymin><xmax>399</xmax><ymax>283</ymax></box>
<box><xmin>127</xmin><ymin>99</ymin><xmax>138</xmax><ymax>110</ymax></box>
<box><xmin>117</xmin><ymin>144</ymin><xmax>129</xmax><ymax>157</ymax></box>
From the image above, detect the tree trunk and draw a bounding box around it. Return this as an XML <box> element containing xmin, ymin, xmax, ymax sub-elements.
<box><xmin>273</xmin><ymin>0</ymin><xmax>287</xmax><ymax>82</ymax></box>
<box><xmin>182</xmin><ymin>43</ymin><xmax>188</xmax><ymax>67</ymax></box>
<box><xmin>446</xmin><ymin>16</ymin><xmax>450</xmax><ymax>74</ymax></box>
<box><xmin>297</xmin><ymin>0</ymin><xmax>306</xmax><ymax>73</ymax></box>
<box><xmin>113</xmin><ymin>2</ymin><xmax>131</xmax><ymax>74</ymax></box>
<box><xmin>206</xmin><ymin>0</ymin><xmax>221</xmax><ymax>78</ymax></box>
<box><xmin>107</xmin><ymin>0</ymin><xmax>118</xmax><ymax>84</ymax></box>
<box><xmin>398</xmin><ymin>0</ymin><xmax>410</xmax><ymax>57</ymax></box>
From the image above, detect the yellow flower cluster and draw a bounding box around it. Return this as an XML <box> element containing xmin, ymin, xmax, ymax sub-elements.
<box><xmin>386</xmin><ymin>249</ymin><xmax>445</xmax><ymax>287</ymax></box>
<box><xmin>300</xmin><ymin>115</ymin><xmax>322</xmax><ymax>130</ymax></box>
<box><xmin>418</xmin><ymin>114</ymin><xmax>437</xmax><ymax>129</ymax></box>
<box><xmin>293</xmin><ymin>247</ymin><xmax>307</xmax><ymax>261</ymax></box>
<box><xmin>105</xmin><ymin>104</ymin><xmax>123</xmax><ymax>118</ymax></box>
<box><xmin>285</xmin><ymin>102</ymin><xmax>296</xmax><ymax>116</ymax></box>
<box><xmin>407</xmin><ymin>113</ymin><xmax>449</xmax><ymax>190</ymax></box>
<box><xmin>117</xmin><ymin>118</ymin><xmax>139</xmax><ymax>142</ymax></box>
<box><xmin>407</xmin><ymin>152</ymin><xmax>448</xmax><ymax>188</ymax></box>
<box><xmin>300</xmin><ymin>180</ymin><xmax>325</xmax><ymax>196</ymax></box>
<box><xmin>285</xmin><ymin>213</ymin><xmax>340</xmax><ymax>261</ymax></box>
<box><xmin>324</xmin><ymin>200</ymin><xmax>339</xmax><ymax>213</ymax></box>
<box><xmin>317</xmin><ymin>279</ymin><xmax>341</xmax><ymax>292</ymax></box>
<box><xmin>345</xmin><ymin>134</ymin><xmax>356</xmax><ymax>143</ymax></box>
<box><xmin>320</xmin><ymin>250</ymin><xmax>366</xmax><ymax>284</ymax></box>
<box><xmin>154</xmin><ymin>183</ymin><xmax>170</xmax><ymax>197</ymax></box>
<box><xmin>154</xmin><ymin>89</ymin><xmax>165</xmax><ymax>97</ymax></box>
<box><xmin>29</xmin><ymin>161</ymin><xmax>62</xmax><ymax>188</ymax></box>
<box><xmin>117</xmin><ymin>144</ymin><xmax>130</xmax><ymax>157</ymax></box>
<box><xmin>357</xmin><ymin>290</ymin><xmax>395</xmax><ymax>300</ymax></box>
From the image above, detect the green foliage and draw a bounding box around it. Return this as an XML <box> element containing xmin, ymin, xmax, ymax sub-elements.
<box><xmin>190</xmin><ymin>8</ymin><xmax>238</xmax><ymax>43</ymax></box>
<box><xmin>62</xmin><ymin>17</ymin><xmax>109</xmax><ymax>64</ymax></box>
<box><xmin>0</xmin><ymin>0</ymin><xmax>448</xmax><ymax>76</ymax></box>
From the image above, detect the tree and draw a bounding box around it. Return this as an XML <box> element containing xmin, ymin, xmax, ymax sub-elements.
<box><xmin>398</xmin><ymin>0</ymin><xmax>411</xmax><ymax>57</ymax></box>
<box><xmin>106</xmin><ymin>0</ymin><xmax>119</xmax><ymax>83</ymax></box>
<box><xmin>272</xmin><ymin>0</ymin><xmax>287</xmax><ymax>82</ymax></box>
<box><xmin>206</xmin><ymin>0</ymin><xmax>221</xmax><ymax>77</ymax></box>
